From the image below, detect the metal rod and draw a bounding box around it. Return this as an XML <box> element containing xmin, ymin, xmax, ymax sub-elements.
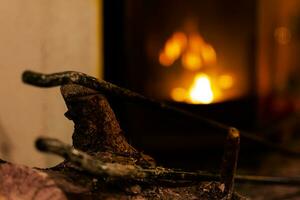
<box><xmin>221</xmin><ymin>128</ymin><xmax>240</xmax><ymax>199</ymax></box>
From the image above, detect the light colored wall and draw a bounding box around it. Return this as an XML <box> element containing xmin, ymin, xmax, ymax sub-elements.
<box><xmin>0</xmin><ymin>0</ymin><xmax>102</xmax><ymax>167</ymax></box>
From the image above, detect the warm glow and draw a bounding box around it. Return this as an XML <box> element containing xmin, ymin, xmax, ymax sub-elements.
<box><xmin>182</xmin><ymin>51</ymin><xmax>202</xmax><ymax>70</ymax></box>
<box><xmin>170</xmin><ymin>73</ymin><xmax>215</xmax><ymax>104</ymax></box>
<box><xmin>274</xmin><ymin>26</ymin><xmax>291</xmax><ymax>45</ymax></box>
<box><xmin>159</xmin><ymin>51</ymin><xmax>174</xmax><ymax>67</ymax></box>
<box><xmin>171</xmin><ymin>87</ymin><xmax>187</xmax><ymax>102</ymax></box>
<box><xmin>160</xmin><ymin>30</ymin><xmax>233</xmax><ymax>104</ymax></box>
<box><xmin>159</xmin><ymin>31</ymin><xmax>217</xmax><ymax>69</ymax></box>
<box><xmin>164</xmin><ymin>39</ymin><xmax>181</xmax><ymax>60</ymax></box>
<box><xmin>188</xmin><ymin>73</ymin><xmax>214</xmax><ymax>104</ymax></box>
<box><xmin>201</xmin><ymin>44</ymin><xmax>217</xmax><ymax>65</ymax></box>
<box><xmin>159</xmin><ymin>32</ymin><xmax>188</xmax><ymax>67</ymax></box>
<box><xmin>218</xmin><ymin>74</ymin><xmax>234</xmax><ymax>89</ymax></box>
<box><xmin>164</xmin><ymin>32</ymin><xmax>187</xmax><ymax>60</ymax></box>
<box><xmin>173</xmin><ymin>32</ymin><xmax>188</xmax><ymax>49</ymax></box>
<box><xmin>189</xmin><ymin>34</ymin><xmax>205</xmax><ymax>53</ymax></box>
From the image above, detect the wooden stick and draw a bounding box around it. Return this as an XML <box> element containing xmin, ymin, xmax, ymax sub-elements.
<box><xmin>22</xmin><ymin>70</ymin><xmax>300</xmax><ymax>157</ymax></box>
<box><xmin>35</xmin><ymin>137</ymin><xmax>300</xmax><ymax>186</ymax></box>
<box><xmin>220</xmin><ymin>128</ymin><xmax>240</xmax><ymax>199</ymax></box>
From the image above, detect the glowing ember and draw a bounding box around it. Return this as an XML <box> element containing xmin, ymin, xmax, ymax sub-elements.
<box><xmin>188</xmin><ymin>73</ymin><xmax>214</xmax><ymax>104</ymax></box>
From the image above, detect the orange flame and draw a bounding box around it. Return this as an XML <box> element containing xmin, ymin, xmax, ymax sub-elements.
<box><xmin>159</xmin><ymin>30</ymin><xmax>235</xmax><ymax>104</ymax></box>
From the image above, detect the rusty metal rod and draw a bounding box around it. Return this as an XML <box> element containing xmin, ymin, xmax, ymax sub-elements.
<box><xmin>23</xmin><ymin>70</ymin><xmax>300</xmax><ymax>156</ymax></box>
<box><xmin>36</xmin><ymin>137</ymin><xmax>300</xmax><ymax>186</ymax></box>
<box><xmin>221</xmin><ymin>128</ymin><xmax>240</xmax><ymax>199</ymax></box>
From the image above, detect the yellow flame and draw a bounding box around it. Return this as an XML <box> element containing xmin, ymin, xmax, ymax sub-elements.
<box><xmin>164</xmin><ymin>39</ymin><xmax>181</xmax><ymax>60</ymax></box>
<box><xmin>159</xmin><ymin>51</ymin><xmax>174</xmax><ymax>67</ymax></box>
<box><xmin>164</xmin><ymin>32</ymin><xmax>187</xmax><ymax>60</ymax></box>
<box><xmin>172</xmin><ymin>32</ymin><xmax>188</xmax><ymax>49</ymax></box>
<box><xmin>182</xmin><ymin>51</ymin><xmax>202</xmax><ymax>70</ymax></box>
<box><xmin>188</xmin><ymin>73</ymin><xmax>214</xmax><ymax>104</ymax></box>
<box><xmin>159</xmin><ymin>31</ymin><xmax>217</xmax><ymax>69</ymax></box>
<box><xmin>201</xmin><ymin>44</ymin><xmax>217</xmax><ymax>65</ymax></box>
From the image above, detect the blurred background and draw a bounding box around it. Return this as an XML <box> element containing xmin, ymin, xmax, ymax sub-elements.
<box><xmin>0</xmin><ymin>0</ymin><xmax>299</xmax><ymax>169</ymax></box>
<box><xmin>0</xmin><ymin>0</ymin><xmax>101</xmax><ymax>167</ymax></box>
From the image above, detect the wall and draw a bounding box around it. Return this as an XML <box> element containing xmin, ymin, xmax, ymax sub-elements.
<box><xmin>0</xmin><ymin>0</ymin><xmax>102</xmax><ymax>167</ymax></box>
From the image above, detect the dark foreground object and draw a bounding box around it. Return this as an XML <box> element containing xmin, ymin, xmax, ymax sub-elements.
<box><xmin>0</xmin><ymin>75</ymin><xmax>245</xmax><ymax>199</ymax></box>
<box><xmin>1</xmin><ymin>70</ymin><xmax>299</xmax><ymax>199</ymax></box>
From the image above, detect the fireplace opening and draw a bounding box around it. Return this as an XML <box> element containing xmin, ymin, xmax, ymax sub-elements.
<box><xmin>104</xmin><ymin>0</ymin><xmax>300</xmax><ymax>171</ymax></box>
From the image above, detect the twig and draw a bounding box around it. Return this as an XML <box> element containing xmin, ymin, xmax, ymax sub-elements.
<box><xmin>35</xmin><ymin>137</ymin><xmax>300</xmax><ymax>186</ymax></box>
<box><xmin>220</xmin><ymin>128</ymin><xmax>240</xmax><ymax>199</ymax></box>
<box><xmin>22</xmin><ymin>70</ymin><xmax>300</xmax><ymax>157</ymax></box>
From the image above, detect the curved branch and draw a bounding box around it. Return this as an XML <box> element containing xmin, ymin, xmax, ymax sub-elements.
<box><xmin>22</xmin><ymin>70</ymin><xmax>300</xmax><ymax>157</ymax></box>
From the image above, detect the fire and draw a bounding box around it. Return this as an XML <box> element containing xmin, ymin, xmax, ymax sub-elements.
<box><xmin>182</xmin><ymin>51</ymin><xmax>203</xmax><ymax>70</ymax></box>
<box><xmin>159</xmin><ymin>29</ymin><xmax>235</xmax><ymax>104</ymax></box>
<box><xmin>201</xmin><ymin>44</ymin><xmax>217</xmax><ymax>65</ymax></box>
<box><xmin>159</xmin><ymin>31</ymin><xmax>216</xmax><ymax>68</ymax></box>
<box><xmin>159</xmin><ymin>32</ymin><xmax>187</xmax><ymax>67</ymax></box>
<box><xmin>170</xmin><ymin>73</ymin><xmax>215</xmax><ymax>104</ymax></box>
<box><xmin>188</xmin><ymin>73</ymin><xmax>214</xmax><ymax>104</ymax></box>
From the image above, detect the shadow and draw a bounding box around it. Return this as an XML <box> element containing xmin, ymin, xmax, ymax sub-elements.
<box><xmin>0</xmin><ymin>118</ymin><xmax>12</xmax><ymax>161</ymax></box>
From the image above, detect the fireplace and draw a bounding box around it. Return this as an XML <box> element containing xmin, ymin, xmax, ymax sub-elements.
<box><xmin>103</xmin><ymin>0</ymin><xmax>300</xmax><ymax>168</ymax></box>
<box><xmin>104</xmin><ymin>0</ymin><xmax>256</xmax><ymax>101</ymax></box>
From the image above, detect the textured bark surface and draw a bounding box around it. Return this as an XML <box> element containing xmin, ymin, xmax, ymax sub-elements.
<box><xmin>61</xmin><ymin>84</ymin><xmax>137</xmax><ymax>155</ymax></box>
<box><xmin>60</xmin><ymin>84</ymin><xmax>155</xmax><ymax>168</ymax></box>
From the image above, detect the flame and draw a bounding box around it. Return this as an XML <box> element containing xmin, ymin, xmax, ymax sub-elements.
<box><xmin>165</xmin><ymin>39</ymin><xmax>182</xmax><ymax>60</ymax></box>
<box><xmin>159</xmin><ymin>32</ymin><xmax>188</xmax><ymax>67</ymax></box>
<box><xmin>159</xmin><ymin>30</ymin><xmax>235</xmax><ymax>104</ymax></box>
<box><xmin>188</xmin><ymin>73</ymin><xmax>214</xmax><ymax>104</ymax></box>
<box><xmin>170</xmin><ymin>74</ymin><xmax>215</xmax><ymax>104</ymax></box>
<box><xmin>159</xmin><ymin>51</ymin><xmax>174</xmax><ymax>67</ymax></box>
<box><xmin>159</xmin><ymin>31</ymin><xmax>216</xmax><ymax>68</ymax></box>
<box><xmin>170</xmin><ymin>73</ymin><xmax>235</xmax><ymax>104</ymax></box>
<box><xmin>182</xmin><ymin>51</ymin><xmax>203</xmax><ymax>70</ymax></box>
<box><xmin>201</xmin><ymin>44</ymin><xmax>217</xmax><ymax>65</ymax></box>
